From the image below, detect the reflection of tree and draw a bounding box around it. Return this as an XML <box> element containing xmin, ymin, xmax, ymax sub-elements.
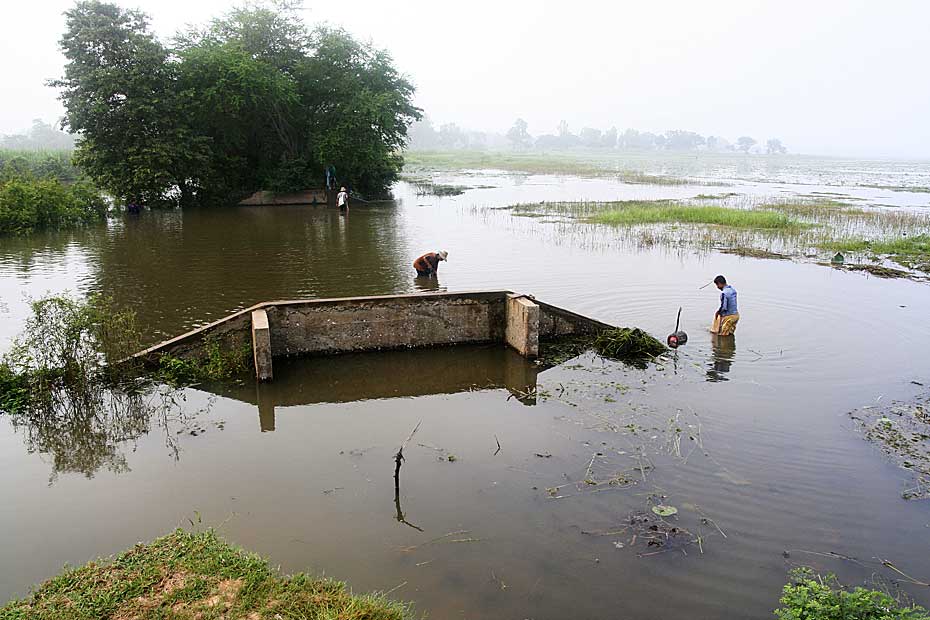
<box><xmin>9</xmin><ymin>388</ymin><xmax>207</xmax><ymax>484</ymax></box>
<box><xmin>86</xmin><ymin>206</ymin><xmax>411</xmax><ymax>339</ymax></box>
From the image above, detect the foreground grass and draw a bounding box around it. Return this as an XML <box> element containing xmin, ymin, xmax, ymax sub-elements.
<box><xmin>0</xmin><ymin>529</ymin><xmax>411</xmax><ymax>620</ymax></box>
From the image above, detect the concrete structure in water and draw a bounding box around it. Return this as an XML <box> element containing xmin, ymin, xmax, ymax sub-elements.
<box><xmin>134</xmin><ymin>291</ymin><xmax>613</xmax><ymax>383</ymax></box>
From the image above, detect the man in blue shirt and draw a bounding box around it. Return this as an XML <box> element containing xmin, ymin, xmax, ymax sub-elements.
<box><xmin>711</xmin><ymin>275</ymin><xmax>739</xmax><ymax>335</ymax></box>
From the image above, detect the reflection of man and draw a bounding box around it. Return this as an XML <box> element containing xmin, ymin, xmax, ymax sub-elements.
<box><xmin>711</xmin><ymin>275</ymin><xmax>739</xmax><ymax>335</ymax></box>
<box><xmin>707</xmin><ymin>333</ymin><xmax>736</xmax><ymax>382</ymax></box>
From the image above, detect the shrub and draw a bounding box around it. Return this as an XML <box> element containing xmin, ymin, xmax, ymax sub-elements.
<box><xmin>0</xmin><ymin>175</ymin><xmax>107</xmax><ymax>235</ymax></box>
<box><xmin>775</xmin><ymin>569</ymin><xmax>930</xmax><ymax>620</ymax></box>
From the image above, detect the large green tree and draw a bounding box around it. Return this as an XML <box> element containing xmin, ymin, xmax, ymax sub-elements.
<box><xmin>54</xmin><ymin>1</ymin><xmax>420</xmax><ymax>205</ymax></box>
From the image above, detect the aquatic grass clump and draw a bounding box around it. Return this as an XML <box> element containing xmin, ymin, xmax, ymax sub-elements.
<box><xmin>589</xmin><ymin>202</ymin><xmax>800</xmax><ymax>230</ymax></box>
<box><xmin>0</xmin><ymin>529</ymin><xmax>412</xmax><ymax>619</ymax></box>
<box><xmin>775</xmin><ymin>568</ymin><xmax>929</xmax><ymax>619</ymax></box>
<box><xmin>822</xmin><ymin>235</ymin><xmax>930</xmax><ymax>272</ymax></box>
<box><xmin>592</xmin><ymin>328</ymin><xmax>666</xmax><ymax>366</ymax></box>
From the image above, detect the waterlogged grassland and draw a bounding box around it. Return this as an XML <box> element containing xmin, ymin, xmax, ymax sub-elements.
<box><xmin>504</xmin><ymin>198</ymin><xmax>930</xmax><ymax>277</ymax></box>
<box><xmin>0</xmin><ymin>529</ymin><xmax>410</xmax><ymax>620</ymax></box>
<box><xmin>403</xmin><ymin>150</ymin><xmax>711</xmax><ymax>185</ymax></box>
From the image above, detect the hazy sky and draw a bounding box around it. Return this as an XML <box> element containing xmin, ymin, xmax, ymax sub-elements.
<box><xmin>2</xmin><ymin>0</ymin><xmax>929</xmax><ymax>157</ymax></box>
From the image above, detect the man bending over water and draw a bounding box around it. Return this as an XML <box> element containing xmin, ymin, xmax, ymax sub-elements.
<box><xmin>711</xmin><ymin>275</ymin><xmax>739</xmax><ymax>335</ymax></box>
<box><xmin>413</xmin><ymin>250</ymin><xmax>448</xmax><ymax>276</ymax></box>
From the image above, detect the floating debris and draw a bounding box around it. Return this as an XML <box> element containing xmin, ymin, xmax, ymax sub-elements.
<box><xmin>593</xmin><ymin>328</ymin><xmax>667</xmax><ymax>366</ymax></box>
<box><xmin>849</xmin><ymin>393</ymin><xmax>930</xmax><ymax>499</ymax></box>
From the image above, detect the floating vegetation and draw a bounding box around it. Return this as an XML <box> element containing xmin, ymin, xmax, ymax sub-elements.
<box><xmin>411</xmin><ymin>180</ymin><xmax>468</xmax><ymax>196</ymax></box>
<box><xmin>849</xmin><ymin>393</ymin><xmax>930</xmax><ymax>499</ymax></box>
<box><xmin>592</xmin><ymin>328</ymin><xmax>667</xmax><ymax>367</ymax></box>
<box><xmin>822</xmin><ymin>235</ymin><xmax>930</xmax><ymax>274</ymax></box>
<box><xmin>858</xmin><ymin>183</ymin><xmax>930</xmax><ymax>194</ymax></box>
<box><xmin>839</xmin><ymin>263</ymin><xmax>910</xmax><ymax>279</ymax></box>
<box><xmin>719</xmin><ymin>247</ymin><xmax>791</xmax><ymax>260</ymax></box>
<box><xmin>775</xmin><ymin>568</ymin><xmax>930</xmax><ymax>620</ymax></box>
<box><xmin>694</xmin><ymin>192</ymin><xmax>740</xmax><ymax>200</ymax></box>
<box><xmin>0</xmin><ymin>529</ymin><xmax>411</xmax><ymax>620</ymax></box>
<box><xmin>618</xmin><ymin>171</ymin><xmax>691</xmax><ymax>186</ymax></box>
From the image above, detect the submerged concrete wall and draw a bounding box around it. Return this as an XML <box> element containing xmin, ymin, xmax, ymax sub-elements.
<box><xmin>134</xmin><ymin>291</ymin><xmax>613</xmax><ymax>381</ymax></box>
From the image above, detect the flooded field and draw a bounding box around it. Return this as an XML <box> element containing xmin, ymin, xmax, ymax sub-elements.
<box><xmin>2</xmin><ymin>154</ymin><xmax>930</xmax><ymax>619</ymax></box>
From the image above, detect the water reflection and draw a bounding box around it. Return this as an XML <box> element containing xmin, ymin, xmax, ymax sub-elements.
<box><xmin>85</xmin><ymin>205</ymin><xmax>412</xmax><ymax>339</ymax></box>
<box><xmin>212</xmin><ymin>345</ymin><xmax>540</xmax><ymax>431</ymax></box>
<box><xmin>8</xmin><ymin>388</ymin><xmax>210</xmax><ymax>483</ymax></box>
<box><xmin>706</xmin><ymin>334</ymin><xmax>736</xmax><ymax>382</ymax></box>
<box><xmin>413</xmin><ymin>274</ymin><xmax>445</xmax><ymax>292</ymax></box>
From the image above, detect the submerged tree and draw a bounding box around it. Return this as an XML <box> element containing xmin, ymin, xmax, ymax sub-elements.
<box><xmin>53</xmin><ymin>1</ymin><xmax>420</xmax><ymax>204</ymax></box>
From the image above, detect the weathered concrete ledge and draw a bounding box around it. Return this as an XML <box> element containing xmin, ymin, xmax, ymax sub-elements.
<box><xmin>238</xmin><ymin>189</ymin><xmax>329</xmax><ymax>206</ymax></box>
<box><xmin>134</xmin><ymin>291</ymin><xmax>612</xmax><ymax>382</ymax></box>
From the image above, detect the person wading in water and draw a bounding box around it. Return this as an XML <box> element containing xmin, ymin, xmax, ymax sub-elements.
<box><xmin>710</xmin><ymin>275</ymin><xmax>739</xmax><ymax>335</ymax></box>
<box><xmin>413</xmin><ymin>251</ymin><xmax>448</xmax><ymax>276</ymax></box>
<box><xmin>336</xmin><ymin>186</ymin><xmax>349</xmax><ymax>211</ymax></box>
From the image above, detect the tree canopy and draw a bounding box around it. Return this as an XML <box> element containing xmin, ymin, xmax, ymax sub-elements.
<box><xmin>53</xmin><ymin>1</ymin><xmax>421</xmax><ymax>205</ymax></box>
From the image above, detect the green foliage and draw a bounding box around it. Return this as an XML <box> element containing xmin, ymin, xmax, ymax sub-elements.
<box><xmin>0</xmin><ymin>174</ymin><xmax>106</xmax><ymax>235</ymax></box>
<box><xmin>0</xmin><ymin>529</ymin><xmax>411</xmax><ymax>619</ymax></box>
<box><xmin>0</xmin><ymin>149</ymin><xmax>81</xmax><ymax>183</ymax></box>
<box><xmin>157</xmin><ymin>339</ymin><xmax>252</xmax><ymax>386</ymax></box>
<box><xmin>774</xmin><ymin>569</ymin><xmax>930</xmax><ymax>620</ymax></box>
<box><xmin>0</xmin><ymin>295</ymin><xmax>142</xmax><ymax>415</ymax></box>
<box><xmin>593</xmin><ymin>328</ymin><xmax>667</xmax><ymax>367</ymax></box>
<box><xmin>54</xmin><ymin>2</ymin><xmax>420</xmax><ymax>205</ymax></box>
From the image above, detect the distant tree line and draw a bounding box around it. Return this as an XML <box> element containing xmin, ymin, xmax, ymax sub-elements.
<box><xmin>53</xmin><ymin>1</ymin><xmax>421</xmax><ymax>206</ymax></box>
<box><xmin>1</xmin><ymin>120</ymin><xmax>77</xmax><ymax>151</ymax></box>
<box><xmin>408</xmin><ymin>117</ymin><xmax>788</xmax><ymax>155</ymax></box>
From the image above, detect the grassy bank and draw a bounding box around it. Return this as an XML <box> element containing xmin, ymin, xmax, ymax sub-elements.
<box><xmin>0</xmin><ymin>529</ymin><xmax>410</xmax><ymax>619</ymax></box>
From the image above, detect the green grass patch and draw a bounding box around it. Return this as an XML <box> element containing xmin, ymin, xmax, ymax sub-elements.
<box><xmin>0</xmin><ymin>529</ymin><xmax>412</xmax><ymax>619</ymax></box>
<box><xmin>589</xmin><ymin>201</ymin><xmax>799</xmax><ymax>229</ymax></box>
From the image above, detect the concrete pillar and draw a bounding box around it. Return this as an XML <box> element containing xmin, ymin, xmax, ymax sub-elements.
<box><xmin>505</xmin><ymin>294</ymin><xmax>539</xmax><ymax>358</ymax></box>
<box><xmin>251</xmin><ymin>309</ymin><xmax>273</xmax><ymax>382</ymax></box>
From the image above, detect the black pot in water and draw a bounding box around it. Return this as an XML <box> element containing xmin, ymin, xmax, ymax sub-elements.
<box><xmin>667</xmin><ymin>330</ymin><xmax>688</xmax><ymax>348</ymax></box>
<box><xmin>667</xmin><ymin>307</ymin><xmax>687</xmax><ymax>348</ymax></box>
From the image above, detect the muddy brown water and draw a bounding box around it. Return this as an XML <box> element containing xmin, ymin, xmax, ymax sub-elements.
<box><xmin>1</xmin><ymin>171</ymin><xmax>930</xmax><ymax>619</ymax></box>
